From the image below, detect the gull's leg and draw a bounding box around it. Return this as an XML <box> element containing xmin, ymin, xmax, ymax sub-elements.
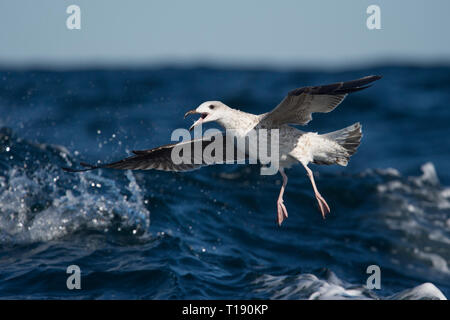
<box><xmin>301</xmin><ymin>163</ymin><xmax>330</xmax><ymax>219</ymax></box>
<box><xmin>277</xmin><ymin>168</ymin><xmax>289</xmax><ymax>226</ymax></box>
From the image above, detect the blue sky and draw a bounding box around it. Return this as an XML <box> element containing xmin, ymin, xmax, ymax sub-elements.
<box><xmin>0</xmin><ymin>0</ymin><xmax>449</xmax><ymax>68</ymax></box>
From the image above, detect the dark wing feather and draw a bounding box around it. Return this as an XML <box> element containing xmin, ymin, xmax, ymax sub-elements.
<box><xmin>262</xmin><ymin>75</ymin><xmax>382</xmax><ymax>126</ymax></box>
<box><xmin>62</xmin><ymin>133</ymin><xmax>245</xmax><ymax>173</ymax></box>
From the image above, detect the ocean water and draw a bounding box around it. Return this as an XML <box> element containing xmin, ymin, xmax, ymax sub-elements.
<box><xmin>0</xmin><ymin>66</ymin><xmax>449</xmax><ymax>299</ymax></box>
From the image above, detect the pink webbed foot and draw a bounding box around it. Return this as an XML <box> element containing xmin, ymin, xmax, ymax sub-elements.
<box><xmin>277</xmin><ymin>198</ymin><xmax>288</xmax><ymax>226</ymax></box>
<box><xmin>301</xmin><ymin>163</ymin><xmax>331</xmax><ymax>219</ymax></box>
<box><xmin>315</xmin><ymin>192</ymin><xmax>330</xmax><ymax>219</ymax></box>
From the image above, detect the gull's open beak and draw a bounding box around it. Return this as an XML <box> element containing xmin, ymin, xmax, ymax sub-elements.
<box><xmin>184</xmin><ymin>109</ymin><xmax>208</xmax><ymax>131</ymax></box>
<box><xmin>184</xmin><ymin>109</ymin><xmax>198</xmax><ymax>119</ymax></box>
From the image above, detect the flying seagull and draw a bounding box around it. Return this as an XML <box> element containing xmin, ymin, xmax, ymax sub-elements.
<box><xmin>63</xmin><ymin>75</ymin><xmax>381</xmax><ymax>226</ymax></box>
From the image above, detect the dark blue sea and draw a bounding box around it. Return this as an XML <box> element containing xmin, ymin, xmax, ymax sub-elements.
<box><xmin>0</xmin><ymin>66</ymin><xmax>449</xmax><ymax>299</ymax></box>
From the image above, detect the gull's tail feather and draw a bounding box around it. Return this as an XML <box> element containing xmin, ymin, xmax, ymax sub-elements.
<box><xmin>326</xmin><ymin>122</ymin><xmax>362</xmax><ymax>156</ymax></box>
<box><xmin>315</xmin><ymin>123</ymin><xmax>362</xmax><ymax>166</ymax></box>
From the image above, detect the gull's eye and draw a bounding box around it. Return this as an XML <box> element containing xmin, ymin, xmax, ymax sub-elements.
<box><xmin>209</xmin><ymin>105</ymin><xmax>215</xmax><ymax>110</ymax></box>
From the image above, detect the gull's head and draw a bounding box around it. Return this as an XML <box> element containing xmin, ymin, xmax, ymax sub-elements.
<box><xmin>184</xmin><ymin>101</ymin><xmax>230</xmax><ymax>131</ymax></box>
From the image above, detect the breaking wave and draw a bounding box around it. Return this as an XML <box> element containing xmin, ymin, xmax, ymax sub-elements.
<box><xmin>254</xmin><ymin>271</ymin><xmax>446</xmax><ymax>300</ymax></box>
<box><xmin>0</xmin><ymin>127</ymin><xmax>150</xmax><ymax>244</ymax></box>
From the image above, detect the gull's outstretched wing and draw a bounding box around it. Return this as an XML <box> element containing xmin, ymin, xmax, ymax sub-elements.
<box><xmin>262</xmin><ymin>75</ymin><xmax>382</xmax><ymax>126</ymax></box>
<box><xmin>62</xmin><ymin>133</ymin><xmax>245</xmax><ymax>173</ymax></box>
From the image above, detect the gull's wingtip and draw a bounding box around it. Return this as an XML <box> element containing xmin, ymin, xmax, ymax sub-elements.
<box><xmin>61</xmin><ymin>166</ymin><xmax>77</xmax><ymax>173</ymax></box>
<box><xmin>80</xmin><ymin>162</ymin><xmax>97</xmax><ymax>169</ymax></box>
<box><xmin>61</xmin><ymin>162</ymin><xmax>99</xmax><ymax>173</ymax></box>
<box><xmin>366</xmin><ymin>75</ymin><xmax>383</xmax><ymax>81</ymax></box>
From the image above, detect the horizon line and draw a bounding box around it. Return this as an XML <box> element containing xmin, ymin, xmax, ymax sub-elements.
<box><xmin>1</xmin><ymin>56</ymin><xmax>450</xmax><ymax>72</ymax></box>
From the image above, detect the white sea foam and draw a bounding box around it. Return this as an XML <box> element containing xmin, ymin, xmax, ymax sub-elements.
<box><xmin>387</xmin><ymin>282</ymin><xmax>447</xmax><ymax>300</ymax></box>
<box><xmin>0</xmin><ymin>166</ymin><xmax>150</xmax><ymax>244</ymax></box>
<box><xmin>373</xmin><ymin>162</ymin><xmax>450</xmax><ymax>276</ymax></box>
<box><xmin>253</xmin><ymin>271</ymin><xmax>447</xmax><ymax>300</ymax></box>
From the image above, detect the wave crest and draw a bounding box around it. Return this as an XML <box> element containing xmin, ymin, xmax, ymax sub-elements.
<box><xmin>0</xmin><ymin>127</ymin><xmax>150</xmax><ymax>244</ymax></box>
